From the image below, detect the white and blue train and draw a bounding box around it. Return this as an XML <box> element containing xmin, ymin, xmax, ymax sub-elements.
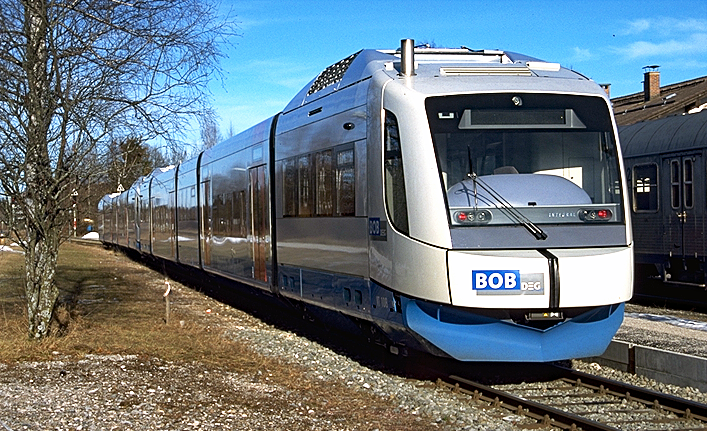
<box><xmin>99</xmin><ymin>39</ymin><xmax>633</xmax><ymax>362</ymax></box>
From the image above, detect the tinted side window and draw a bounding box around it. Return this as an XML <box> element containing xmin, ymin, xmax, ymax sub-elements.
<box><xmin>282</xmin><ymin>145</ymin><xmax>355</xmax><ymax>218</ymax></box>
<box><xmin>384</xmin><ymin>110</ymin><xmax>409</xmax><ymax>234</ymax></box>
<box><xmin>335</xmin><ymin>147</ymin><xmax>355</xmax><ymax>216</ymax></box>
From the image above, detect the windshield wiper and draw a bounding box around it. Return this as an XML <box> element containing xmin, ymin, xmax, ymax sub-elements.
<box><xmin>464</xmin><ymin>146</ymin><xmax>547</xmax><ymax>240</ymax></box>
<box><xmin>472</xmin><ymin>176</ymin><xmax>547</xmax><ymax>240</ymax></box>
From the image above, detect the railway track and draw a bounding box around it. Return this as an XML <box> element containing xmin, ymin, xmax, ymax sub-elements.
<box><xmin>436</xmin><ymin>366</ymin><xmax>707</xmax><ymax>430</ymax></box>
<box><xmin>67</xmin><ymin>237</ymin><xmax>103</xmax><ymax>247</ymax></box>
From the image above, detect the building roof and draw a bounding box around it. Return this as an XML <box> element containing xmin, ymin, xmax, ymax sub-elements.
<box><xmin>612</xmin><ymin>75</ymin><xmax>707</xmax><ymax>126</ymax></box>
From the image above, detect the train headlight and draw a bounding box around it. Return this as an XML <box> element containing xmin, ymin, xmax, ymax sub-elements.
<box><xmin>579</xmin><ymin>209</ymin><xmax>612</xmax><ymax>222</ymax></box>
<box><xmin>454</xmin><ymin>210</ymin><xmax>492</xmax><ymax>224</ymax></box>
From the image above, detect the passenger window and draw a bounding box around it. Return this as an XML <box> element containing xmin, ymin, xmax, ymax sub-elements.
<box><xmin>298</xmin><ymin>154</ymin><xmax>314</xmax><ymax>216</ymax></box>
<box><xmin>315</xmin><ymin>150</ymin><xmax>333</xmax><ymax>216</ymax></box>
<box><xmin>384</xmin><ymin>110</ymin><xmax>409</xmax><ymax>234</ymax></box>
<box><xmin>212</xmin><ymin>193</ymin><xmax>222</xmax><ymax>235</ymax></box>
<box><xmin>670</xmin><ymin>160</ymin><xmax>680</xmax><ymax>209</ymax></box>
<box><xmin>632</xmin><ymin>164</ymin><xmax>658</xmax><ymax>212</ymax></box>
<box><xmin>684</xmin><ymin>158</ymin><xmax>693</xmax><ymax>209</ymax></box>
<box><xmin>335</xmin><ymin>148</ymin><xmax>355</xmax><ymax>216</ymax></box>
<box><xmin>236</xmin><ymin>190</ymin><xmax>246</xmax><ymax>236</ymax></box>
<box><xmin>282</xmin><ymin>144</ymin><xmax>356</xmax><ymax>218</ymax></box>
<box><xmin>283</xmin><ymin>158</ymin><xmax>298</xmax><ymax>217</ymax></box>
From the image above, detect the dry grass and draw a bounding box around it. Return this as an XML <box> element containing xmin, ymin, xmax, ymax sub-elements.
<box><xmin>0</xmin><ymin>242</ymin><xmax>259</xmax><ymax>371</ymax></box>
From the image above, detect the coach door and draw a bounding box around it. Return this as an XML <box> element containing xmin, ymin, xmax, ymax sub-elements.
<box><xmin>663</xmin><ymin>154</ymin><xmax>702</xmax><ymax>259</ymax></box>
<box><xmin>249</xmin><ymin>165</ymin><xmax>269</xmax><ymax>282</ymax></box>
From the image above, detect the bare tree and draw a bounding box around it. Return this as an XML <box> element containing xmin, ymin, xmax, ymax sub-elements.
<box><xmin>63</xmin><ymin>136</ymin><xmax>167</xmax><ymax>235</ymax></box>
<box><xmin>107</xmin><ymin>137</ymin><xmax>166</xmax><ymax>193</ymax></box>
<box><xmin>226</xmin><ymin>120</ymin><xmax>236</xmax><ymax>139</ymax></box>
<box><xmin>0</xmin><ymin>0</ymin><xmax>237</xmax><ymax>338</ymax></box>
<box><xmin>199</xmin><ymin>109</ymin><xmax>222</xmax><ymax>150</ymax></box>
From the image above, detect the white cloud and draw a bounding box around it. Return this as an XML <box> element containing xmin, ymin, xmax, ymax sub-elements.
<box><xmin>613</xmin><ymin>33</ymin><xmax>707</xmax><ymax>59</ymax></box>
<box><xmin>676</xmin><ymin>58</ymin><xmax>707</xmax><ymax>69</ymax></box>
<box><xmin>570</xmin><ymin>47</ymin><xmax>594</xmax><ymax>62</ymax></box>
<box><xmin>612</xmin><ymin>15</ymin><xmax>707</xmax><ymax>60</ymax></box>
<box><xmin>620</xmin><ymin>17</ymin><xmax>707</xmax><ymax>37</ymax></box>
<box><xmin>674</xmin><ymin>18</ymin><xmax>707</xmax><ymax>33</ymax></box>
<box><xmin>622</xmin><ymin>18</ymin><xmax>652</xmax><ymax>35</ymax></box>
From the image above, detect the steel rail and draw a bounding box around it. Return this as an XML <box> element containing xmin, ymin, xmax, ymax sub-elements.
<box><xmin>444</xmin><ymin>375</ymin><xmax>619</xmax><ymax>431</ymax></box>
<box><xmin>67</xmin><ymin>237</ymin><xmax>103</xmax><ymax>247</ymax></box>
<box><xmin>441</xmin><ymin>365</ymin><xmax>707</xmax><ymax>430</ymax></box>
<box><xmin>557</xmin><ymin>366</ymin><xmax>707</xmax><ymax>422</ymax></box>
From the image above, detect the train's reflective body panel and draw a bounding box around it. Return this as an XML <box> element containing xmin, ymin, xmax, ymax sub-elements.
<box><xmin>109</xmin><ymin>194</ymin><xmax>118</xmax><ymax>244</ymax></box>
<box><xmin>100</xmin><ymin>41</ymin><xmax>633</xmax><ymax>362</ymax></box>
<box><xmin>126</xmin><ymin>182</ymin><xmax>140</xmax><ymax>250</ymax></box>
<box><xmin>199</xmin><ymin>118</ymin><xmax>274</xmax><ymax>287</ymax></box>
<box><xmin>175</xmin><ymin>157</ymin><xmax>200</xmax><ymax>267</ymax></box>
<box><xmin>116</xmin><ymin>192</ymin><xmax>128</xmax><ymax>247</ymax></box>
<box><xmin>97</xmin><ymin>194</ymin><xmax>118</xmax><ymax>244</ymax></box>
<box><xmin>150</xmin><ymin>166</ymin><xmax>177</xmax><ymax>260</ymax></box>
<box><xmin>137</xmin><ymin>175</ymin><xmax>152</xmax><ymax>252</ymax></box>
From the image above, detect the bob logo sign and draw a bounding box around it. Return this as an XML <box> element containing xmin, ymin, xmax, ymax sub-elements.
<box><xmin>472</xmin><ymin>270</ymin><xmax>544</xmax><ymax>295</ymax></box>
<box><xmin>368</xmin><ymin>217</ymin><xmax>387</xmax><ymax>241</ymax></box>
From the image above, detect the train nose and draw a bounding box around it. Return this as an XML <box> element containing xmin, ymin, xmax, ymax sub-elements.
<box><xmin>447</xmin><ymin>247</ymin><xmax>633</xmax><ymax>309</ymax></box>
<box><xmin>402</xmin><ymin>298</ymin><xmax>624</xmax><ymax>362</ymax></box>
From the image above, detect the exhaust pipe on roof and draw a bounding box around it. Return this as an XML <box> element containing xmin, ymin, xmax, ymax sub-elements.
<box><xmin>400</xmin><ymin>39</ymin><xmax>416</xmax><ymax>77</ymax></box>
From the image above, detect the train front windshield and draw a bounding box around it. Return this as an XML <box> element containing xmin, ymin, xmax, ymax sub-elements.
<box><xmin>426</xmin><ymin>94</ymin><xmax>623</xmax><ymax>227</ymax></box>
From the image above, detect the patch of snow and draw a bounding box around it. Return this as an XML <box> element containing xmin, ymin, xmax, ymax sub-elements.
<box><xmin>0</xmin><ymin>245</ymin><xmax>23</xmax><ymax>253</ymax></box>
<box><xmin>626</xmin><ymin>312</ymin><xmax>707</xmax><ymax>332</ymax></box>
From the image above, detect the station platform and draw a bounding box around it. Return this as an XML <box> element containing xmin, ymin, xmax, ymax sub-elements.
<box><xmin>589</xmin><ymin>304</ymin><xmax>707</xmax><ymax>391</ymax></box>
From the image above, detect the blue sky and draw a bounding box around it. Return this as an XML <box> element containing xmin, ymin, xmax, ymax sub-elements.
<box><xmin>205</xmin><ymin>0</ymin><xmax>707</xmax><ymax>140</ymax></box>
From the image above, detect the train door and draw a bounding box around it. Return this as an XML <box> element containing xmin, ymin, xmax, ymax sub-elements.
<box><xmin>663</xmin><ymin>154</ymin><xmax>702</xmax><ymax>265</ymax></box>
<box><xmin>249</xmin><ymin>165</ymin><xmax>269</xmax><ymax>282</ymax></box>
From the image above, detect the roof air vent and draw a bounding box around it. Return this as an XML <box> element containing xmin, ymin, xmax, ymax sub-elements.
<box><xmin>440</xmin><ymin>66</ymin><xmax>532</xmax><ymax>76</ymax></box>
<box><xmin>307</xmin><ymin>50</ymin><xmax>362</xmax><ymax>96</ymax></box>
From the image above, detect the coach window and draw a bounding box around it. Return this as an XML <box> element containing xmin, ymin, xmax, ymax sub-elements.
<box><xmin>684</xmin><ymin>158</ymin><xmax>694</xmax><ymax>209</ymax></box>
<box><xmin>632</xmin><ymin>164</ymin><xmax>658</xmax><ymax>212</ymax></box>
<box><xmin>298</xmin><ymin>154</ymin><xmax>315</xmax><ymax>216</ymax></box>
<box><xmin>384</xmin><ymin>110</ymin><xmax>409</xmax><ymax>235</ymax></box>
<box><xmin>315</xmin><ymin>150</ymin><xmax>333</xmax><ymax>216</ymax></box>
<box><xmin>235</xmin><ymin>190</ymin><xmax>246</xmax><ymax>237</ymax></box>
<box><xmin>283</xmin><ymin>144</ymin><xmax>356</xmax><ymax>218</ymax></box>
<box><xmin>283</xmin><ymin>158</ymin><xmax>298</xmax><ymax>217</ymax></box>
<box><xmin>335</xmin><ymin>146</ymin><xmax>355</xmax><ymax>216</ymax></box>
<box><xmin>671</xmin><ymin>160</ymin><xmax>681</xmax><ymax>209</ymax></box>
<box><xmin>212</xmin><ymin>194</ymin><xmax>222</xmax><ymax>235</ymax></box>
<box><xmin>215</xmin><ymin>192</ymin><xmax>233</xmax><ymax>237</ymax></box>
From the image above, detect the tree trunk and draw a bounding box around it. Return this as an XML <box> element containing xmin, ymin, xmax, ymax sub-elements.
<box><xmin>22</xmin><ymin>0</ymin><xmax>59</xmax><ymax>339</ymax></box>
<box><xmin>25</xmin><ymin>233</ymin><xmax>59</xmax><ymax>338</ymax></box>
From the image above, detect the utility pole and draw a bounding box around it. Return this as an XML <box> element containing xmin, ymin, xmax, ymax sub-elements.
<box><xmin>72</xmin><ymin>189</ymin><xmax>78</xmax><ymax>237</ymax></box>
